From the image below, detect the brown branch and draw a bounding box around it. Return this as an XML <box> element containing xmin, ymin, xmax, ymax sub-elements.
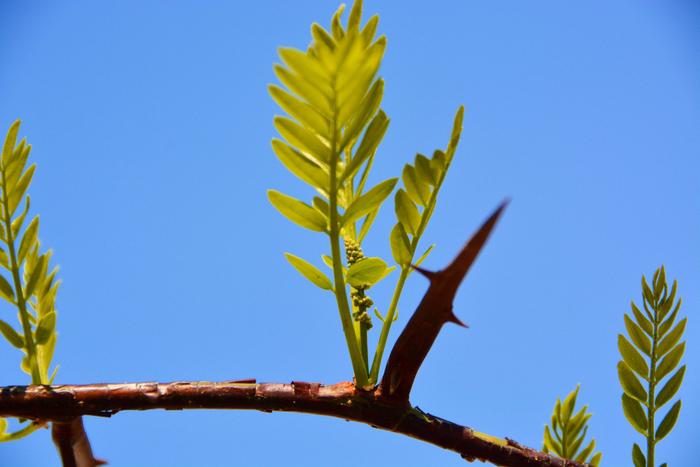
<box><xmin>379</xmin><ymin>202</ymin><xmax>508</xmax><ymax>402</ymax></box>
<box><xmin>0</xmin><ymin>380</ymin><xmax>586</xmax><ymax>467</ymax></box>
<box><xmin>51</xmin><ymin>417</ymin><xmax>106</xmax><ymax>467</ymax></box>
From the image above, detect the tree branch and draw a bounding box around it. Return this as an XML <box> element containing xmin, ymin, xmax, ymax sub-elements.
<box><xmin>0</xmin><ymin>380</ymin><xmax>586</xmax><ymax>466</ymax></box>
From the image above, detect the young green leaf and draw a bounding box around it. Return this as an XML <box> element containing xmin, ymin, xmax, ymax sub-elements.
<box><xmin>618</xmin><ymin>334</ymin><xmax>649</xmax><ymax>378</ymax></box>
<box><xmin>34</xmin><ymin>311</ymin><xmax>56</xmax><ymax>345</ymax></box>
<box><xmin>389</xmin><ymin>223</ymin><xmax>410</xmax><ymax>266</ymax></box>
<box><xmin>655</xmin><ymin>366</ymin><xmax>685</xmax><ymax>408</ymax></box>
<box><xmin>268</xmin><ymin>190</ymin><xmax>327</xmax><ymax>232</ymax></box>
<box><xmin>284</xmin><ymin>253</ymin><xmax>333</xmax><ymax>291</ymax></box>
<box><xmin>655</xmin><ymin>400</ymin><xmax>681</xmax><ymax>441</ymax></box>
<box><xmin>271</xmin><ymin>139</ymin><xmax>329</xmax><ymax>194</ymax></box>
<box><xmin>617</xmin><ymin>362</ymin><xmax>647</xmax><ymax>403</ymax></box>
<box><xmin>341</xmin><ymin>178</ymin><xmax>397</xmax><ymax>227</ymax></box>
<box><xmin>0</xmin><ymin>319</ymin><xmax>24</xmax><ymax>349</ymax></box>
<box><xmin>632</xmin><ymin>444</ymin><xmax>645</xmax><ymax>467</ymax></box>
<box><xmin>346</xmin><ymin>257</ymin><xmax>391</xmax><ymax>288</ymax></box>
<box><xmin>621</xmin><ymin>393</ymin><xmax>648</xmax><ymax>434</ymax></box>
<box><xmin>0</xmin><ymin>274</ymin><xmax>15</xmax><ymax>304</ymax></box>
<box><xmin>394</xmin><ymin>189</ymin><xmax>420</xmax><ymax>236</ymax></box>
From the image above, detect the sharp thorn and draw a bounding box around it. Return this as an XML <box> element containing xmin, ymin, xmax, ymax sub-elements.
<box><xmin>448</xmin><ymin>312</ymin><xmax>468</xmax><ymax>328</ymax></box>
<box><xmin>411</xmin><ymin>264</ymin><xmax>437</xmax><ymax>280</ymax></box>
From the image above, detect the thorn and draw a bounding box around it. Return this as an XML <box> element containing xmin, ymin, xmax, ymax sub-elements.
<box><xmin>411</xmin><ymin>264</ymin><xmax>437</xmax><ymax>280</ymax></box>
<box><xmin>447</xmin><ymin>312</ymin><xmax>468</xmax><ymax>328</ymax></box>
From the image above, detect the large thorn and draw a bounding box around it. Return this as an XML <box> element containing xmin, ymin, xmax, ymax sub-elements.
<box><xmin>379</xmin><ymin>201</ymin><xmax>508</xmax><ymax>403</ymax></box>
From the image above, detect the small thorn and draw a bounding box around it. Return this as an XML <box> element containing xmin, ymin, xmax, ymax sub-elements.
<box><xmin>447</xmin><ymin>312</ymin><xmax>468</xmax><ymax>328</ymax></box>
<box><xmin>411</xmin><ymin>264</ymin><xmax>437</xmax><ymax>279</ymax></box>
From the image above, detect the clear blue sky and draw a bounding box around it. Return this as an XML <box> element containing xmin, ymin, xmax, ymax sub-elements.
<box><xmin>0</xmin><ymin>1</ymin><xmax>698</xmax><ymax>465</ymax></box>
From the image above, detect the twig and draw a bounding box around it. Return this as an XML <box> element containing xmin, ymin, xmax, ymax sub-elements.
<box><xmin>0</xmin><ymin>380</ymin><xmax>585</xmax><ymax>466</ymax></box>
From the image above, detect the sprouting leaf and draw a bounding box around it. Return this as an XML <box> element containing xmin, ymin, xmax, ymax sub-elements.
<box><xmin>34</xmin><ymin>311</ymin><xmax>56</xmax><ymax>345</ymax></box>
<box><xmin>346</xmin><ymin>257</ymin><xmax>391</xmax><ymax>288</ymax></box>
<box><xmin>414</xmin><ymin>244</ymin><xmax>435</xmax><ymax>268</ymax></box>
<box><xmin>656</xmin><ymin>318</ymin><xmax>686</xmax><ymax>358</ymax></box>
<box><xmin>23</xmin><ymin>254</ymin><xmax>47</xmax><ymax>299</ymax></box>
<box><xmin>341</xmin><ymin>178</ymin><xmax>397</xmax><ymax>227</ymax></box>
<box><xmin>655</xmin><ymin>366</ymin><xmax>685</xmax><ymax>408</ymax></box>
<box><xmin>414</xmin><ymin>153</ymin><xmax>436</xmax><ymax>186</ymax></box>
<box><xmin>655</xmin><ymin>342</ymin><xmax>685</xmax><ymax>381</ymax></box>
<box><xmin>402</xmin><ymin>164</ymin><xmax>431</xmax><ymax>207</ymax></box>
<box><xmin>268</xmin><ymin>190</ymin><xmax>327</xmax><ymax>232</ymax></box>
<box><xmin>622</xmin><ymin>393</ymin><xmax>648</xmax><ymax>434</ymax></box>
<box><xmin>617</xmin><ymin>361</ymin><xmax>647</xmax><ymax>403</ymax></box>
<box><xmin>269</xmin><ymin>85</ymin><xmax>329</xmax><ymax>137</ymax></box>
<box><xmin>17</xmin><ymin>215</ymin><xmax>39</xmax><ymax>266</ymax></box>
<box><xmin>273</xmin><ymin>65</ymin><xmax>331</xmax><ymax>116</ymax></box>
<box><xmin>394</xmin><ymin>189</ymin><xmax>420</xmax><ymax>236</ymax></box>
<box><xmin>655</xmin><ymin>400</ymin><xmax>681</xmax><ymax>441</ymax></box>
<box><xmin>618</xmin><ymin>334</ymin><xmax>649</xmax><ymax>379</ymax></box>
<box><xmin>7</xmin><ymin>165</ymin><xmax>35</xmax><ymax>217</ymax></box>
<box><xmin>1</xmin><ymin>120</ymin><xmax>21</xmax><ymax>165</ymax></box>
<box><xmin>632</xmin><ymin>444</ymin><xmax>645</xmax><ymax>467</ymax></box>
<box><xmin>630</xmin><ymin>301</ymin><xmax>653</xmax><ymax>336</ymax></box>
<box><xmin>341</xmin><ymin>111</ymin><xmax>389</xmax><ymax>183</ymax></box>
<box><xmin>624</xmin><ymin>314</ymin><xmax>651</xmax><ymax>356</ymax></box>
<box><xmin>284</xmin><ymin>253</ymin><xmax>333</xmax><ymax>291</ymax></box>
<box><xmin>10</xmin><ymin>196</ymin><xmax>30</xmax><ymax>238</ymax></box>
<box><xmin>389</xmin><ymin>223</ymin><xmax>411</xmax><ymax>266</ymax></box>
<box><xmin>542</xmin><ymin>386</ymin><xmax>601</xmax><ymax>463</ymax></box>
<box><xmin>0</xmin><ymin>274</ymin><xmax>15</xmax><ymax>304</ymax></box>
<box><xmin>340</xmin><ymin>79</ymin><xmax>384</xmax><ymax>149</ymax></box>
<box><xmin>658</xmin><ymin>299</ymin><xmax>681</xmax><ymax>336</ymax></box>
<box><xmin>274</xmin><ymin>117</ymin><xmax>330</xmax><ymax>166</ymax></box>
<box><xmin>271</xmin><ymin>139</ymin><xmax>329</xmax><ymax>194</ymax></box>
<box><xmin>0</xmin><ymin>319</ymin><xmax>24</xmax><ymax>348</ymax></box>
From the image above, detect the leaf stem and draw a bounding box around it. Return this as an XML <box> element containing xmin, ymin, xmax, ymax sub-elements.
<box><xmin>0</xmin><ymin>171</ymin><xmax>41</xmax><ymax>384</ymax></box>
<box><xmin>329</xmin><ymin>111</ymin><xmax>368</xmax><ymax>387</ymax></box>
<box><xmin>646</xmin><ymin>295</ymin><xmax>658</xmax><ymax>467</ymax></box>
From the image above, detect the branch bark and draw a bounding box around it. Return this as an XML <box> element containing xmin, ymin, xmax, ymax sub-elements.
<box><xmin>51</xmin><ymin>417</ymin><xmax>106</xmax><ymax>467</ymax></box>
<box><xmin>0</xmin><ymin>380</ymin><xmax>586</xmax><ymax>466</ymax></box>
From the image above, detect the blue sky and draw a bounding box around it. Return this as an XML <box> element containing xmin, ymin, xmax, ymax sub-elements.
<box><xmin>0</xmin><ymin>1</ymin><xmax>698</xmax><ymax>465</ymax></box>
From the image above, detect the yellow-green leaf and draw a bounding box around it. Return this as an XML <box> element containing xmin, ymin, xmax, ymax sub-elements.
<box><xmin>0</xmin><ymin>319</ymin><xmax>24</xmax><ymax>348</ymax></box>
<box><xmin>656</xmin><ymin>318</ymin><xmax>686</xmax><ymax>358</ymax></box>
<box><xmin>390</xmin><ymin>223</ymin><xmax>411</xmax><ymax>266</ymax></box>
<box><xmin>346</xmin><ymin>257</ymin><xmax>390</xmax><ymax>288</ymax></box>
<box><xmin>0</xmin><ymin>274</ymin><xmax>15</xmax><ymax>304</ymax></box>
<box><xmin>655</xmin><ymin>342</ymin><xmax>685</xmax><ymax>382</ymax></box>
<box><xmin>625</xmin><ymin>314</ymin><xmax>651</xmax><ymax>356</ymax></box>
<box><xmin>342</xmin><ymin>178</ymin><xmax>397</xmax><ymax>227</ymax></box>
<box><xmin>271</xmin><ymin>139</ymin><xmax>328</xmax><ymax>194</ymax></box>
<box><xmin>35</xmin><ymin>311</ymin><xmax>56</xmax><ymax>345</ymax></box>
<box><xmin>394</xmin><ymin>189</ymin><xmax>420</xmax><ymax>236</ymax></box>
<box><xmin>268</xmin><ymin>190</ymin><xmax>327</xmax><ymax>232</ymax></box>
<box><xmin>622</xmin><ymin>393</ymin><xmax>648</xmax><ymax>434</ymax></box>
<box><xmin>655</xmin><ymin>400</ymin><xmax>681</xmax><ymax>441</ymax></box>
<box><xmin>284</xmin><ymin>253</ymin><xmax>333</xmax><ymax>290</ymax></box>
<box><xmin>655</xmin><ymin>365</ymin><xmax>685</xmax><ymax>408</ymax></box>
<box><xmin>618</xmin><ymin>334</ymin><xmax>649</xmax><ymax>379</ymax></box>
<box><xmin>617</xmin><ymin>361</ymin><xmax>647</xmax><ymax>403</ymax></box>
<box><xmin>274</xmin><ymin>117</ymin><xmax>330</xmax><ymax>165</ymax></box>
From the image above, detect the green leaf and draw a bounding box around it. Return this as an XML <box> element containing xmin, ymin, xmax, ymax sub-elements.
<box><xmin>655</xmin><ymin>342</ymin><xmax>685</xmax><ymax>382</ymax></box>
<box><xmin>655</xmin><ymin>365</ymin><xmax>685</xmax><ymax>408</ymax></box>
<box><xmin>621</xmin><ymin>393</ymin><xmax>648</xmax><ymax>434</ymax></box>
<box><xmin>0</xmin><ymin>274</ymin><xmax>15</xmax><ymax>304</ymax></box>
<box><xmin>389</xmin><ymin>223</ymin><xmax>411</xmax><ymax>266</ymax></box>
<box><xmin>446</xmin><ymin>106</ymin><xmax>465</xmax><ymax>161</ymax></box>
<box><xmin>394</xmin><ymin>189</ymin><xmax>420</xmax><ymax>236</ymax></box>
<box><xmin>274</xmin><ymin>117</ymin><xmax>330</xmax><ymax>165</ymax></box>
<box><xmin>341</xmin><ymin>178</ymin><xmax>397</xmax><ymax>227</ymax></box>
<box><xmin>641</xmin><ymin>276</ymin><xmax>654</xmax><ymax>306</ymax></box>
<box><xmin>346</xmin><ymin>257</ymin><xmax>391</xmax><ymax>288</ymax></box>
<box><xmin>269</xmin><ymin>85</ymin><xmax>329</xmax><ymax>137</ymax></box>
<box><xmin>414</xmin><ymin>153</ymin><xmax>436</xmax><ymax>186</ymax></box>
<box><xmin>543</xmin><ymin>426</ymin><xmax>561</xmax><ymax>454</ymax></box>
<box><xmin>7</xmin><ymin>165</ymin><xmax>35</xmax><ymax>217</ymax></box>
<box><xmin>357</xmin><ymin>208</ymin><xmax>377</xmax><ymax>243</ymax></box>
<box><xmin>430</xmin><ymin>150</ymin><xmax>446</xmax><ymax>183</ymax></box>
<box><xmin>617</xmin><ymin>361</ymin><xmax>647</xmax><ymax>403</ymax></box>
<box><xmin>284</xmin><ymin>253</ymin><xmax>333</xmax><ymax>291</ymax></box>
<box><xmin>625</xmin><ymin>314</ymin><xmax>651</xmax><ymax>356</ymax></box>
<box><xmin>10</xmin><ymin>195</ymin><xmax>30</xmax><ymax>238</ymax></box>
<box><xmin>561</xmin><ymin>386</ymin><xmax>579</xmax><ymax>423</ymax></box>
<box><xmin>312</xmin><ymin>197</ymin><xmax>329</xmax><ymax>217</ymax></box>
<box><xmin>24</xmin><ymin>254</ymin><xmax>47</xmax><ymax>299</ymax></box>
<box><xmin>402</xmin><ymin>164</ymin><xmax>431</xmax><ymax>207</ymax></box>
<box><xmin>17</xmin><ymin>215</ymin><xmax>39</xmax><ymax>266</ymax></box>
<box><xmin>590</xmin><ymin>452</ymin><xmax>602</xmax><ymax>467</ymax></box>
<box><xmin>414</xmin><ymin>244</ymin><xmax>434</xmax><ymax>268</ymax></box>
<box><xmin>34</xmin><ymin>311</ymin><xmax>56</xmax><ymax>345</ymax></box>
<box><xmin>341</xmin><ymin>111</ymin><xmax>388</xmax><ymax>183</ymax></box>
<box><xmin>1</xmin><ymin>120</ymin><xmax>20</xmax><ymax>165</ymax></box>
<box><xmin>658</xmin><ymin>298</ymin><xmax>681</xmax><ymax>336</ymax></box>
<box><xmin>575</xmin><ymin>438</ymin><xmax>595</xmax><ymax>462</ymax></box>
<box><xmin>655</xmin><ymin>400</ymin><xmax>681</xmax><ymax>441</ymax></box>
<box><xmin>278</xmin><ymin>47</ymin><xmax>331</xmax><ymax>96</ymax></box>
<box><xmin>271</xmin><ymin>139</ymin><xmax>328</xmax><ymax>193</ymax></box>
<box><xmin>631</xmin><ymin>301</ymin><xmax>653</xmax><ymax>336</ymax></box>
<box><xmin>618</xmin><ymin>335</ymin><xmax>649</xmax><ymax>380</ymax></box>
<box><xmin>658</xmin><ymin>281</ymin><xmax>678</xmax><ymax>322</ymax></box>
<box><xmin>340</xmin><ymin>79</ymin><xmax>384</xmax><ymax>150</ymax></box>
<box><xmin>268</xmin><ymin>190</ymin><xmax>327</xmax><ymax>232</ymax></box>
<box><xmin>273</xmin><ymin>65</ymin><xmax>331</xmax><ymax>117</ymax></box>
<box><xmin>0</xmin><ymin>319</ymin><xmax>24</xmax><ymax>348</ymax></box>
<box><xmin>656</xmin><ymin>317</ymin><xmax>686</xmax><ymax>358</ymax></box>
<box><xmin>632</xmin><ymin>443</ymin><xmax>645</xmax><ymax>467</ymax></box>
